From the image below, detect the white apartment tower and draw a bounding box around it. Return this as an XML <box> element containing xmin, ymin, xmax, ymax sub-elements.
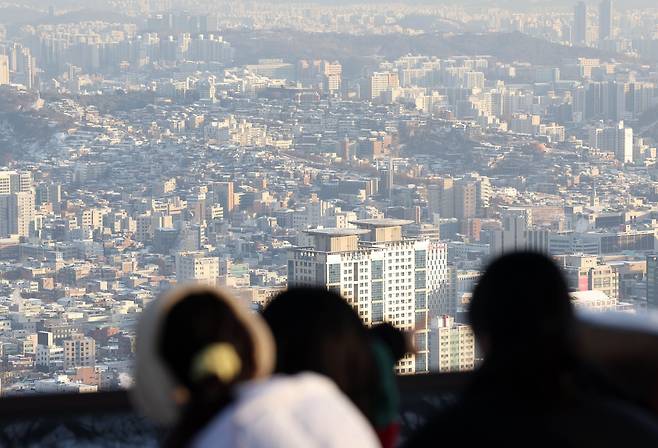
<box><xmin>616</xmin><ymin>125</ymin><xmax>633</xmax><ymax>164</ymax></box>
<box><xmin>429</xmin><ymin>315</ymin><xmax>475</xmax><ymax>373</ymax></box>
<box><xmin>0</xmin><ymin>54</ymin><xmax>9</xmax><ymax>85</ymax></box>
<box><xmin>598</xmin><ymin>121</ymin><xmax>633</xmax><ymax>164</ymax></box>
<box><xmin>0</xmin><ymin>191</ymin><xmax>35</xmax><ymax>237</ymax></box>
<box><xmin>176</xmin><ymin>251</ymin><xmax>220</xmax><ymax>286</ymax></box>
<box><xmin>288</xmin><ymin>219</ymin><xmax>450</xmax><ymax>374</ymax></box>
<box><xmin>0</xmin><ymin>170</ymin><xmax>32</xmax><ymax>195</ymax></box>
<box><xmin>368</xmin><ymin>72</ymin><xmax>399</xmax><ymax>101</ymax></box>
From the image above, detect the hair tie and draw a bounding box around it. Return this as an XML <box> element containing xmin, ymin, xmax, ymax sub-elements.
<box><xmin>190</xmin><ymin>343</ymin><xmax>242</xmax><ymax>384</ymax></box>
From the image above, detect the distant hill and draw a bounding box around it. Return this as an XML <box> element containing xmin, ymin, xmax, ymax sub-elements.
<box><xmin>0</xmin><ymin>87</ymin><xmax>73</xmax><ymax>162</ymax></box>
<box><xmin>225</xmin><ymin>30</ymin><xmax>620</xmax><ymax>77</ymax></box>
<box><xmin>0</xmin><ymin>6</ymin><xmax>47</xmax><ymax>24</ymax></box>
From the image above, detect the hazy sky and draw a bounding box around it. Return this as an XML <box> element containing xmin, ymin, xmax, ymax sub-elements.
<box><xmin>273</xmin><ymin>0</ymin><xmax>657</xmax><ymax>8</ymax></box>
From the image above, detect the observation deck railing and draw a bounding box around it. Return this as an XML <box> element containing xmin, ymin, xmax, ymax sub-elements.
<box><xmin>1</xmin><ymin>312</ymin><xmax>657</xmax><ymax>446</ymax></box>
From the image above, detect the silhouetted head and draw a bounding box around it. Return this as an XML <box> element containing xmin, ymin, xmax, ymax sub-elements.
<box><xmin>133</xmin><ymin>285</ymin><xmax>274</xmax><ymax>445</ymax></box>
<box><xmin>262</xmin><ymin>287</ymin><xmax>377</xmax><ymax>420</ymax></box>
<box><xmin>159</xmin><ymin>291</ymin><xmax>258</xmax><ymax>395</ymax></box>
<box><xmin>469</xmin><ymin>252</ymin><xmax>576</xmax><ymax>364</ymax></box>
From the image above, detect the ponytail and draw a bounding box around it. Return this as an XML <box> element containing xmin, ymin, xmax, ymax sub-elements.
<box><xmin>165</xmin><ymin>343</ymin><xmax>243</xmax><ymax>448</ymax></box>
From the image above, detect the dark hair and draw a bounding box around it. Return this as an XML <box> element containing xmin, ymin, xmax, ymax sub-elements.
<box><xmin>469</xmin><ymin>252</ymin><xmax>576</xmax><ymax>364</ymax></box>
<box><xmin>159</xmin><ymin>292</ymin><xmax>256</xmax><ymax>447</ymax></box>
<box><xmin>262</xmin><ymin>287</ymin><xmax>378</xmax><ymax>421</ymax></box>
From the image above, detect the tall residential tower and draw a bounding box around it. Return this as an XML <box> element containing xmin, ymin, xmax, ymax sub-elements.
<box><xmin>573</xmin><ymin>2</ymin><xmax>588</xmax><ymax>46</ymax></box>
<box><xmin>599</xmin><ymin>0</ymin><xmax>614</xmax><ymax>42</ymax></box>
<box><xmin>288</xmin><ymin>219</ymin><xmax>451</xmax><ymax>374</ymax></box>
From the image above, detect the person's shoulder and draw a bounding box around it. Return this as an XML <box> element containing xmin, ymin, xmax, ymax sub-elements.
<box><xmin>191</xmin><ymin>403</ymin><xmax>238</xmax><ymax>448</ymax></box>
<box><xmin>198</xmin><ymin>374</ymin><xmax>380</xmax><ymax>448</ymax></box>
<box><xmin>233</xmin><ymin>372</ymin><xmax>335</xmax><ymax>407</ymax></box>
<box><xmin>402</xmin><ymin>395</ymin><xmax>508</xmax><ymax>448</ymax></box>
<box><xmin>271</xmin><ymin>372</ymin><xmax>381</xmax><ymax>445</ymax></box>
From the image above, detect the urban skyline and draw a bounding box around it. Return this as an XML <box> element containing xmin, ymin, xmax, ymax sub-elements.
<box><xmin>0</xmin><ymin>0</ymin><xmax>657</xmax><ymax>394</ymax></box>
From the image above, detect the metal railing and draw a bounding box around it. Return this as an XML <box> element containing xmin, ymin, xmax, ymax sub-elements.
<box><xmin>0</xmin><ymin>373</ymin><xmax>469</xmax><ymax>446</ymax></box>
<box><xmin>1</xmin><ymin>312</ymin><xmax>658</xmax><ymax>446</ymax></box>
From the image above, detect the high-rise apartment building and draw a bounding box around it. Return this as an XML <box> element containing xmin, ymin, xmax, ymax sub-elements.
<box><xmin>428</xmin><ymin>178</ymin><xmax>455</xmax><ymax>220</ymax></box>
<box><xmin>464</xmin><ymin>71</ymin><xmax>485</xmax><ymax>90</ymax></box>
<box><xmin>602</xmin><ymin>81</ymin><xmax>627</xmax><ymax>121</ymax></box>
<box><xmin>573</xmin><ymin>2</ymin><xmax>588</xmax><ymax>46</ymax></box>
<box><xmin>0</xmin><ymin>170</ymin><xmax>31</xmax><ymax>195</ymax></box>
<box><xmin>368</xmin><ymin>72</ymin><xmax>399</xmax><ymax>101</ymax></box>
<box><xmin>454</xmin><ymin>180</ymin><xmax>477</xmax><ymax>221</ymax></box>
<box><xmin>490</xmin><ymin>208</ymin><xmax>532</xmax><ymax>256</ymax></box>
<box><xmin>599</xmin><ymin>0</ymin><xmax>614</xmax><ymax>42</ymax></box>
<box><xmin>0</xmin><ymin>54</ymin><xmax>9</xmax><ymax>85</ymax></box>
<box><xmin>429</xmin><ymin>315</ymin><xmax>475</xmax><ymax>373</ymax></box>
<box><xmin>288</xmin><ymin>219</ymin><xmax>451</xmax><ymax>374</ymax></box>
<box><xmin>35</xmin><ymin>182</ymin><xmax>62</xmax><ymax>206</ymax></box>
<box><xmin>10</xmin><ymin>192</ymin><xmax>35</xmax><ymax>237</ymax></box>
<box><xmin>321</xmin><ymin>61</ymin><xmax>342</xmax><ymax>94</ymax></box>
<box><xmin>35</xmin><ymin>331</ymin><xmax>63</xmax><ymax>372</ymax></box>
<box><xmin>466</xmin><ymin>173</ymin><xmax>492</xmax><ymax>215</ymax></box>
<box><xmin>560</xmin><ymin>254</ymin><xmax>619</xmax><ymax>300</ymax></box>
<box><xmin>588</xmin><ymin>264</ymin><xmax>619</xmax><ymax>300</ymax></box>
<box><xmin>0</xmin><ymin>191</ymin><xmax>35</xmax><ymax>237</ymax></box>
<box><xmin>599</xmin><ymin>121</ymin><xmax>633</xmax><ymax>163</ymax></box>
<box><xmin>135</xmin><ymin>212</ymin><xmax>173</xmax><ymax>243</ymax></box>
<box><xmin>197</xmin><ymin>78</ymin><xmax>217</xmax><ymax>102</ymax></box>
<box><xmin>213</xmin><ymin>181</ymin><xmax>235</xmax><ymax>213</ymax></box>
<box><xmin>63</xmin><ymin>335</ymin><xmax>96</xmax><ymax>369</ymax></box>
<box><xmin>176</xmin><ymin>251</ymin><xmax>220</xmax><ymax>286</ymax></box>
<box><xmin>296</xmin><ymin>59</ymin><xmax>341</xmax><ymax>93</ymax></box>
<box><xmin>10</xmin><ymin>44</ymin><xmax>36</xmax><ymax>89</ymax></box>
<box><xmin>490</xmin><ymin>207</ymin><xmax>550</xmax><ymax>256</ymax></box>
<box><xmin>428</xmin><ymin>176</ymin><xmax>489</xmax><ymax>223</ymax></box>
<box><xmin>616</xmin><ymin>125</ymin><xmax>634</xmax><ymax>164</ymax></box>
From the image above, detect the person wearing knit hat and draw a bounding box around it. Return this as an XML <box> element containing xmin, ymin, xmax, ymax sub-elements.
<box><xmin>132</xmin><ymin>285</ymin><xmax>379</xmax><ymax>448</ymax></box>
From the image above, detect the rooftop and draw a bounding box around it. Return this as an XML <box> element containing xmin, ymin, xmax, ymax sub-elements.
<box><xmin>351</xmin><ymin>219</ymin><xmax>414</xmax><ymax>228</ymax></box>
<box><xmin>303</xmin><ymin>228</ymin><xmax>370</xmax><ymax>236</ymax></box>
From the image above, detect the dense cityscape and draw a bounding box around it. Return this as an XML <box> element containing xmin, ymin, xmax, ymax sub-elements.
<box><xmin>0</xmin><ymin>0</ymin><xmax>657</xmax><ymax>395</ymax></box>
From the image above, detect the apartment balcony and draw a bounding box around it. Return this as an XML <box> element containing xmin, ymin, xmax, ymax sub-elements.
<box><xmin>0</xmin><ymin>311</ymin><xmax>657</xmax><ymax>446</ymax></box>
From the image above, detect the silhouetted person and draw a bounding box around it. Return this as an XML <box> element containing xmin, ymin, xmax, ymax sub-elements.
<box><xmin>406</xmin><ymin>252</ymin><xmax>658</xmax><ymax>448</ymax></box>
<box><xmin>132</xmin><ymin>285</ymin><xmax>379</xmax><ymax>448</ymax></box>
<box><xmin>262</xmin><ymin>287</ymin><xmax>380</xmax><ymax>421</ymax></box>
<box><xmin>263</xmin><ymin>288</ymin><xmax>409</xmax><ymax>447</ymax></box>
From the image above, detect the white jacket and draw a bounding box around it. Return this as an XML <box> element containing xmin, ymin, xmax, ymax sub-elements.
<box><xmin>192</xmin><ymin>373</ymin><xmax>380</xmax><ymax>448</ymax></box>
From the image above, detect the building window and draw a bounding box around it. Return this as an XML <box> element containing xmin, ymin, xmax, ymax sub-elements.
<box><xmin>372</xmin><ymin>302</ymin><xmax>384</xmax><ymax>323</ymax></box>
<box><xmin>415</xmin><ymin>271</ymin><xmax>426</xmax><ymax>289</ymax></box>
<box><xmin>415</xmin><ymin>250</ymin><xmax>427</xmax><ymax>269</ymax></box>
<box><xmin>371</xmin><ymin>260</ymin><xmax>384</xmax><ymax>280</ymax></box>
<box><xmin>372</xmin><ymin>281</ymin><xmax>384</xmax><ymax>300</ymax></box>
<box><xmin>415</xmin><ymin>291</ymin><xmax>426</xmax><ymax>308</ymax></box>
<box><xmin>328</xmin><ymin>264</ymin><xmax>341</xmax><ymax>284</ymax></box>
